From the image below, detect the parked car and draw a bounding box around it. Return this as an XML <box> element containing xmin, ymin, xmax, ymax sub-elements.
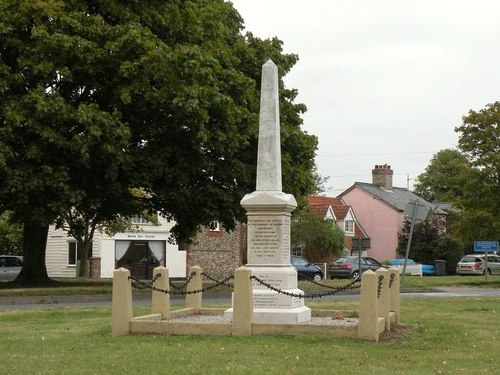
<box><xmin>0</xmin><ymin>255</ymin><xmax>23</xmax><ymax>281</ymax></box>
<box><xmin>456</xmin><ymin>254</ymin><xmax>500</xmax><ymax>276</ymax></box>
<box><xmin>329</xmin><ymin>256</ymin><xmax>384</xmax><ymax>280</ymax></box>
<box><xmin>388</xmin><ymin>258</ymin><xmax>436</xmax><ymax>276</ymax></box>
<box><xmin>291</xmin><ymin>255</ymin><xmax>324</xmax><ymax>282</ymax></box>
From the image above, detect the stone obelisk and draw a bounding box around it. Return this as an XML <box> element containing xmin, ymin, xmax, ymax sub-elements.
<box><xmin>226</xmin><ymin>60</ymin><xmax>311</xmax><ymax>324</ymax></box>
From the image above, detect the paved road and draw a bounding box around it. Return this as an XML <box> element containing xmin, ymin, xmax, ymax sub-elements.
<box><xmin>1</xmin><ymin>287</ymin><xmax>499</xmax><ymax>311</ymax></box>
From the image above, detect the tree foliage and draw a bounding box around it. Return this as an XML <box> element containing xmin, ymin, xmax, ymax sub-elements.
<box><xmin>0</xmin><ymin>0</ymin><xmax>318</xmax><ymax>282</ymax></box>
<box><xmin>454</xmin><ymin>102</ymin><xmax>500</xmax><ymax>246</ymax></box>
<box><xmin>291</xmin><ymin>209</ymin><xmax>345</xmax><ymax>263</ymax></box>
<box><xmin>413</xmin><ymin>149</ymin><xmax>471</xmax><ymax>202</ymax></box>
<box><xmin>397</xmin><ymin>213</ymin><xmax>464</xmax><ymax>273</ymax></box>
<box><xmin>0</xmin><ymin>211</ymin><xmax>22</xmax><ymax>255</ymax></box>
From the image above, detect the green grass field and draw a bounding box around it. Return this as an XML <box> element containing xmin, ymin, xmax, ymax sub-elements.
<box><xmin>0</xmin><ymin>296</ymin><xmax>498</xmax><ymax>374</ymax></box>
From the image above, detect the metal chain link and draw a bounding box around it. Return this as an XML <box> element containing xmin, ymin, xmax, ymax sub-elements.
<box><xmin>129</xmin><ymin>273</ymin><xmax>234</xmax><ymax>296</ymax></box>
<box><xmin>201</xmin><ymin>272</ymin><xmax>234</xmax><ymax>287</ymax></box>
<box><xmin>169</xmin><ymin>272</ymin><xmax>196</xmax><ymax>290</ymax></box>
<box><xmin>377</xmin><ymin>274</ymin><xmax>384</xmax><ymax>298</ymax></box>
<box><xmin>389</xmin><ymin>273</ymin><xmax>395</xmax><ymax>288</ymax></box>
<box><xmin>251</xmin><ymin>275</ymin><xmax>361</xmax><ymax>299</ymax></box>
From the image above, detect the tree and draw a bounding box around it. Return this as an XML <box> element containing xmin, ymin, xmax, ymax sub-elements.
<box><xmin>413</xmin><ymin>149</ymin><xmax>471</xmax><ymax>202</ymax></box>
<box><xmin>291</xmin><ymin>209</ymin><xmax>345</xmax><ymax>263</ymax></box>
<box><xmin>0</xmin><ymin>0</ymin><xmax>318</xmax><ymax>283</ymax></box>
<box><xmin>454</xmin><ymin>102</ymin><xmax>500</xmax><ymax>246</ymax></box>
<box><xmin>397</xmin><ymin>213</ymin><xmax>464</xmax><ymax>273</ymax></box>
<box><xmin>0</xmin><ymin>211</ymin><xmax>22</xmax><ymax>255</ymax></box>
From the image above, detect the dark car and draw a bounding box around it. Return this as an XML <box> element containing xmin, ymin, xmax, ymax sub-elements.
<box><xmin>291</xmin><ymin>255</ymin><xmax>324</xmax><ymax>282</ymax></box>
<box><xmin>329</xmin><ymin>256</ymin><xmax>384</xmax><ymax>280</ymax></box>
<box><xmin>0</xmin><ymin>255</ymin><xmax>23</xmax><ymax>281</ymax></box>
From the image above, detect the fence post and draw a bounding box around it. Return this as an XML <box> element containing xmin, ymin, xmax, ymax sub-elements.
<box><xmin>151</xmin><ymin>266</ymin><xmax>170</xmax><ymax>319</ymax></box>
<box><xmin>388</xmin><ymin>267</ymin><xmax>400</xmax><ymax>325</ymax></box>
<box><xmin>232</xmin><ymin>266</ymin><xmax>253</xmax><ymax>336</ymax></box>
<box><xmin>376</xmin><ymin>267</ymin><xmax>390</xmax><ymax>331</ymax></box>
<box><xmin>112</xmin><ymin>268</ymin><xmax>133</xmax><ymax>336</ymax></box>
<box><xmin>185</xmin><ymin>265</ymin><xmax>202</xmax><ymax>310</ymax></box>
<box><xmin>358</xmin><ymin>270</ymin><xmax>379</xmax><ymax>341</ymax></box>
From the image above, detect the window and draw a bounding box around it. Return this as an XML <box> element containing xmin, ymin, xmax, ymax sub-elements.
<box><xmin>344</xmin><ymin>220</ymin><xmax>354</xmax><ymax>233</ymax></box>
<box><xmin>68</xmin><ymin>242</ymin><xmax>93</xmax><ymax>266</ymax></box>
<box><xmin>209</xmin><ymin>220</ymin><xmax>220</xmax><ymax>231</ymax></box>
<box><xmin>130</xmin><ymin>215</ymin><xmax>153</xmax><ymax>225</ymax></box>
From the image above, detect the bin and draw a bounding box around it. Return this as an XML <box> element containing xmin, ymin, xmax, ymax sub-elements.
<box><xmin>434</xmin><ymin>260</ymin><xmax>446</xmax><ymax>276</ymax></box>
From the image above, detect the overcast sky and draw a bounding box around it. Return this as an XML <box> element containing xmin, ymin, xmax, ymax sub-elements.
<box><xmin>230</xmin><ymin>0</ymin><xmax>500</xmax><ymax>194</ymax></box>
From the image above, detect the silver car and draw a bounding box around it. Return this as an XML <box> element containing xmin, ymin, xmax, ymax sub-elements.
<box><xmin>456</xmin><ymin>254</ymin><xmax>500</xmax><ymax>276</ymax></box>
<box><xmin>0</xmin><ymin>255</ymin><xmax>23</xmax><ymax>281</ymax></box>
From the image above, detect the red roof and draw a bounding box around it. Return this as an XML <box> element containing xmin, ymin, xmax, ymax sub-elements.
<box><xmin>307</xmin><ymin>196</ymin><xmax>349</xmax><ymax>220</ymax></box>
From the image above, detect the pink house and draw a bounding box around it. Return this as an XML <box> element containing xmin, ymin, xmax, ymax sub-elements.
<box><xmin>338</xmin><ymin>164</ymin><xmax>446</xmax><ymax>261</ymax></box>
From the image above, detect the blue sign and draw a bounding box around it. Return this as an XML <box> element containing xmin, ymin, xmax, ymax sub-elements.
<box><xmin>474</xmin><ymin>241</ymin><xmax>499</xmax><ymax>253</ymax></box>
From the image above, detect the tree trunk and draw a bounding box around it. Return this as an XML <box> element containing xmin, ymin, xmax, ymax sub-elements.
<box><xmin>77</xmin><ymin>241</ymin><xmax>92</xmax><ymax>277</ymax></box>
<box><xmin>15</xmin><ymin>221</ymin><xmax>53</xmax><ymax>284</ymax></box>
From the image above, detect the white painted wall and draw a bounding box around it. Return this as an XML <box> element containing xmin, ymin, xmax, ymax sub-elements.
<box><xmin>46</xmin><ymin>215</ymin><xmax>187</xmax><ymax>278</ymax></box>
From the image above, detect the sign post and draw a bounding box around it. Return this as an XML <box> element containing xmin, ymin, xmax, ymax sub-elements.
<box><xmin>352</xmin><ymin>237</ymin><xmax>370</xmax><ymax>279</ymax></box>
<box><xmin>402</xmin><ymin>199</ymin><xmax>429</xmax><ymax>284</ymax></box>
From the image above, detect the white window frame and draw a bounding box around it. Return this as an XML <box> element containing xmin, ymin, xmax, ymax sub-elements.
<box><xmin>344</xmin><ymin>220</ymin><xmax>354</xmax><ymax>234</ymax></box>
<box><xmin>209</xmin><ymin>220</ymin><xmax>220</xmax><ymax>232</ymax></box>
<box><xmin>131</xmin><ymin>215</ymin><xmax>153</xmax><ymax>225</ymax></box>
<box><xmin>68</xmin><ymin>241</ymin><xmax>92</xmax><ymax>266</ymax></box>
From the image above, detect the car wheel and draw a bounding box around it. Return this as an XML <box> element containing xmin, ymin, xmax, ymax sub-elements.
<box><xmin>352</xmin><ymin>271</ymin><xmax>360</xmax><ymax>280</ymax></box>
<box><xmin>313</xmin><ymin>273</ymin><xmax>322</xmax><ymax>282</ymax></box>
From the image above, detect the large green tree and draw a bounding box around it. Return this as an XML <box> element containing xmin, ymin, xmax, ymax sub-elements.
<box><xmin>0</xmin><ymin>0</ymin><xmax>318</xmax><ymax>283</ymax></box>
<box><xmin>454</xmin><ymin>102</ymin><xmax>500</xmax><ymax>245</ymax></box>
<box><xmin>413</xmin><ymin>149</ymin><xmax>471</xmax><ymax>202</ymax></box>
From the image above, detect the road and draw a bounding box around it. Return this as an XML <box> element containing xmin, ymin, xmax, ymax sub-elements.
<box><xmin>1</xmin><ymin>287</ymin><xmax>499</xmax><ymax>311</ymax></box>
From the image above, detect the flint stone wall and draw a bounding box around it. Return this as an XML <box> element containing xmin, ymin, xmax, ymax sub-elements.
<box><xmin>186</xmin><ymin>223</ymin><xmax>246</xmax><ymax>281</ymax></box>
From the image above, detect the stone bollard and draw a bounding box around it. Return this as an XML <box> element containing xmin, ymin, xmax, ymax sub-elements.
<box><xmin>358</xmin><ymin>270</ymin><xmax>379</xmax><ymax>341</ymax></box>
<box><xmin>151</xmin><ymin>266</ymin><xmax>170</xmax><ymax>319</ymax></box>
<box><xmin>388</xmin><ymin>267</ymin><xmax>400</xmax><ymax>325</ymax></box>
<box><xmin>185</xmin><ymin>266</ymin><xmax>202</xmax><ymax>310</ymax></box>
<box><xmin>111</xmin><ymin>268</ymin><xmax>133</xmax><ymax>336</ymax></box>
<box><xmin>376</xmin><ymin>267</ymin><xmax>390</xmax><ymax>331</ymax></box>
<box><xmin>232</xmin><ymin>266</ymin><xmax>253</xmax><ymax>336</ymax></box>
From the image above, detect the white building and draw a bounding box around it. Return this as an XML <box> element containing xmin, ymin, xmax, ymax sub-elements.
<box><xmin>46</xmin><ymin>215</ymin><xmax>187</xmax><ymax>279</ymax></box>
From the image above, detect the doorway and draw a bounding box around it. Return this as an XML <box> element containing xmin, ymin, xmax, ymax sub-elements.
<box><xmin>115</xmin><ymin>240</ymin><xmax>165</xmax><ymax>279</ymax></box>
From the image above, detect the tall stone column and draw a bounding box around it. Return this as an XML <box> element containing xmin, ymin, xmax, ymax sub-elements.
<box><xmin>225</xmin><ymin>60</ymin><xmax>311</xmax><ymax>324</ymax></box>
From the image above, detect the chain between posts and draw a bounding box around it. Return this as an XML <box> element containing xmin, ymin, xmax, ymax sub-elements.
<box><xmin>129</xmin><ymin>272</ymin><xmax>363</xmax><ymax>299</ymax></box>
<box><xmin>129</xmin><ymin>273</ymin><xmax>233</xmax><ymax>295</ymax></box>
<box><xmin>168</xmin><ymin>272</ymin><xmax>196</xmax><ymax>290</ymax></box>
<box><xmin>250</xmin><ymin>275</ymin><xmax>361</xmax><ymax>299</ymax></box>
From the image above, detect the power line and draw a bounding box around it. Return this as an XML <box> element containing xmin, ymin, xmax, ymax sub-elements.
<box><xmin>317</xmin><ymin>151</ymin><xmax>433</xmax><ymax>158</ymax></box>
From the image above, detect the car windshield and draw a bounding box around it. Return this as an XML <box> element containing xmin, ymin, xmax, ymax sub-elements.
<box><xmin>460</xmin><ymin>256</ymin><xmax>482</xmax><ymax>263</ymax></box>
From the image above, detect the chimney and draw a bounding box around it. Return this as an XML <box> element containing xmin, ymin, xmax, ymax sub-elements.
<box><xmin>372</xmin><ymin>164</ymin><xmax>393</xmax><ymax>189</ymax></box>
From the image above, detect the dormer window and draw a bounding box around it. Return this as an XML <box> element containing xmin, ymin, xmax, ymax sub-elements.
<box><xmin>344</xmin><ymin>220</ymin><xmax>354</xmax><ymax>234</ymax></box>
<box><xmin>209</xmin><ymin>220</ymin><xmax>220</xmax><ymax>232</ymax></box>
<box><xmin>131</xmin><ymin>215</ymin><xmax>153</xmax><ymax>225</ymax></box>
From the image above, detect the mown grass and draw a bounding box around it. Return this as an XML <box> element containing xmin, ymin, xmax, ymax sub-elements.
<box><xmin>0</xmin><ymin>297</ymin><xmax>498</xmax><ymax>374</ymax></box>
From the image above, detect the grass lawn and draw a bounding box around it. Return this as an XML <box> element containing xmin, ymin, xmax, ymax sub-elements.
<box><xmin>0</xmin><ymin>297</ymin><xmax>499</xmax><ymax>374</ymax></box>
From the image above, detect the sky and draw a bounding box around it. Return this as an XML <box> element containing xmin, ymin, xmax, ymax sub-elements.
<box><xmin>230</xmin><ymin>0</ymin><xmax>500</xmax><ymax>194</ymax></box>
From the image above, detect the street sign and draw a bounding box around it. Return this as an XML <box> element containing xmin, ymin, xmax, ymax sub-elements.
<box><xmin>474</xmin><ymin>241</ymin><xmax>499</xmax><ymax>253</ymax></box>
<box><xmin>352</xmin><ymin>238</ymin><xmax>371</xmax><ymax>249</ymax></box>
<box><xmin>403</xmin><ymin>200</ymin><xmax>429</xmax><ymax>224</ymax></box>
